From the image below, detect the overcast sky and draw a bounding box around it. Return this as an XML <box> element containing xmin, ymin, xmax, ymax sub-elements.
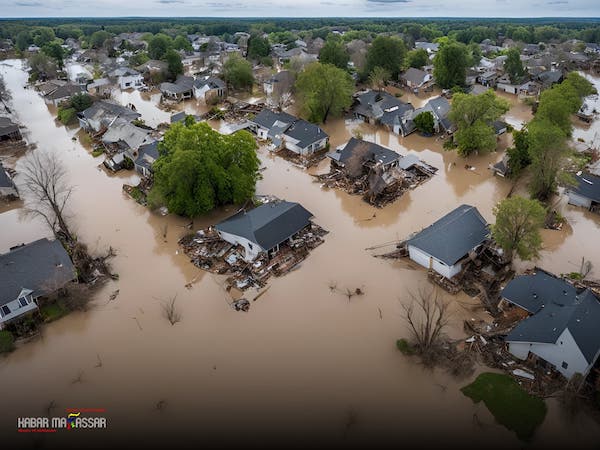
<box><xmin>1</xmin><ymin>0</ymin><xmax>599</xmax><ymax>18</ymax></box>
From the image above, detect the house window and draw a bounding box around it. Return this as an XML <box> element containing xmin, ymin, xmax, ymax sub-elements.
<box><xmin>19</xmin><ymin>297</ymin><xmax>28</xmax><ymax>307</ymax></box>
<box><xmin>1</xmin><ymin>305</ymin><xmax>10</xmax><ymax>317</ymax></box>
<box><xmin>561</xmin><ymin>361</ymin><xmax>568</xmax><ymax>369</ymax></box>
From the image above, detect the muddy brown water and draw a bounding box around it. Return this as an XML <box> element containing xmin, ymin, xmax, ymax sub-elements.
<box><xmin>1</xmin><ymin>59</ymin><xmax>599</xmax><ymax>448</ymax></box>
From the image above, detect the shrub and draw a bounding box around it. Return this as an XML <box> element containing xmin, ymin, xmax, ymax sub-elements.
<box><xmin>0</xmin><ymin>330</ymin><xmax>15</xmax><ymax>353</ymax></box>
<box><xmin>396</xmin><ymin>339</ymin><xmax>416</xmax><ymax>355</ymax></box>
<box><xmin>57</xmin><ymin>107</ymin><xmax>76</xmax><ymax>125</ymax></box>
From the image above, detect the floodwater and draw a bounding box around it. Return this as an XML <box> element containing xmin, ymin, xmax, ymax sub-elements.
<box><xmin>1</xmin><ymin>59</ymin><xmax>599</xmax><ymax>448</ymax></box>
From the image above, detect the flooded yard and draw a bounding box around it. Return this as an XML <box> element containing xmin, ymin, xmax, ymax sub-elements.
<box><xmin>1</xmin><ymin>59</ymin><xmax>599</xmax><ymax>448</ymax></box>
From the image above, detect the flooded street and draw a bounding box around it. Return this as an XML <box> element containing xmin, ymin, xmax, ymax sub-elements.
<box><xmin>1</xmin><ymin>59</ymin><xmax>599</xmax><ymax>448</ymax></box>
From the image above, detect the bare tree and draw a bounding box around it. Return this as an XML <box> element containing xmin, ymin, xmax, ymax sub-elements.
<box><xmin>20</xmin><ymin>152</ymin><xmax>74</xmax><ymax>243</ymax></box>
<box><xmin>162</xmin><ymin>294</ymin><xmax>181</xmax><ymax>325</ymax></box>
<box><xmin>401</xmin><ymin>286</ymin><xmax>450</xmax><ymax>354</ymax></box>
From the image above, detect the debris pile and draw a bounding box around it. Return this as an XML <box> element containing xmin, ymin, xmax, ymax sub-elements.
<box><xmin>179</xmin><ymin>223</ymin><xmax>328</xmax><ymax>291</ymax></box>
<box><xmin>274</xmin><ymin>147</ymin><xmax>328</xmax><ymax>168</ymax></box>
<box><xmin>315</xmin><ymin>158</ymin><xmax>437</xmax><ymax>208</ymax></box>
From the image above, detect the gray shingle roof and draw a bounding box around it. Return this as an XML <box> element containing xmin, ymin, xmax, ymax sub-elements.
<box><xmin>501</xmin><ymin>270</ymin><xmax>578</xmax><ymax>314</ymax></box>
<box><xmin>250</xmin><ymin>109</ymin><xmax>295</xmax><ymax>130</ymax></box>
<box><xmin>215</xmin><ymin>201</ymin><xmax>313</xmax><ymax>252</ymax></box>
<box><xmin>407</xmin><ymin>204</ymin><xmax>490</xmax><ymax>266</ymax></box>
<box><xmin>401</xmin><ymin>67</ymin><xmax>428</xmax><ymax>85</ymax></box>
<box><xmin>283</xmin><ymin>119</ymin><xmax>327</xmax><ymax>149</ymax></box>
<box><xmin>0</xmin><ymin>117</ymin><xmax>19</xmax><ymax>137</ymax></box>
<box><xmin>79</xmin><ymin>101</ymin><xmax>140</xmax><ymax>123</ymax></box>
<box><xmin>193</xmin><ymin>76</ymin><xmax>226</xmax><ymax>90</ymax></box>
<box><xmin>333</xmin><ymin>137</ymin><xmax>400</xmax><ymax>167</ymax></box>
<box><xmin>506</xmin><ymin>288</ymin><xmax>600</xmax><ymax>364</ymax></box>
<box><xmin>569</xmin><ymin>172</ymin><xmax>600</xmax><ymax>203</ymax></box>
<box><xmin>44</xmin><ymin>83</ymin><xmax>84</xmax><ymax>101</ymax></box>
<box><xmin>0</xmin><ymin>238</ymin><xmax>76</xmax><ymax>306</ymax></box>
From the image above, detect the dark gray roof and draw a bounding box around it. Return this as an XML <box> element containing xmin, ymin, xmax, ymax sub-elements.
<box><xmin>79</xmin><ymin>100</ymin><xmax>140</xmax><ymax>122</ymax></box>
<box><xmin>135</xmin><ymin>140</ymin><xmax>160</xmax><ymax>170</ymax></box>
<box><xmin>44</xmin><ymin>83</ymin><xmax>84</xmax><ymax>101</ymax></box>
<box><xmin>250</xmin><ymin>109</ymin><xmax>295</xmax><ymax>130</ymax></box>
<box><xmin>160</xmin><ymin>76</ymin><xmax>194</xmax><ymax>95</ymax></box>
<box><xmin>0</xmin><ymin>162</ymin><xmax>14</xmax><ymax>188</ymax></box>
<box><xmin>427</xmin><ymin>96</ymin><xmax>451</xmax><ymax>120</ymax></box>
<box><xmin>215</xmin><ymin>201</ymin><xmax>313</xmax><ymax>252</ymax></box>
<box><xmin>333</xmin><ymin>137</ymin><xmax>400</xmax><ymax>167</ymax></box>
<box><xmin>569</xmin><ymin>172</ymin><xmax>600</xmax><ymax>203</ymax></box>
<box><xmin>401</xmin><ymin>67</ymin><xmax>429</xmax><ymax>84</ymax></box>
<box><xmin>0</xmin><ymin>238</ymin><xmax>76</xmax><ymax>306</ymax></box>
<box><xmin>283</xmin><ymin>119</ymin><xmax>327</xmax><ymax>149</ymax></box>
<box><xmin>492</xmin><ymin>120</ymin><xmax>508</xmax><ymax>134</ymax></box>
<box><xmin>502</xmin><ymin>270</ymin><xmax>578</xmax><ymax>314</ymax></box>
<box><xmin>407</xmin><ymin>204</ymin><xmax>489</xmax><ymax>266</ymax></box>
<box><xmin>538</xmin><ymin>70</ymin><xmax>563</xmax><ymax>85</ymax></box>
<box><xmin>0</xmin><ymin>117</ymin><xmax>19</xmax><ymax>136</ymax></box>
<box><xmin>507</xmin><ymin>287</ymin><xmax>600</xmax><ymax>364</ymax></box>
<box><xmin>193</xmin><ymin>76</ymin><xmax>226</xmax><ymax>90</ymax></box>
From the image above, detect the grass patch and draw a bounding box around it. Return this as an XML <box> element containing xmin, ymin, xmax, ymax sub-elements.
<box><xmin>40</xmin><ymin>302</ymin><xmax>69</xmax><ymax>323</ymax></box>
<box><xmin>0</xmin><ymin>330</ymin><xmax>15</xmax><ymax>353</ymax></box>
<box><xmin>396</xmin><ymin>338</ymin><xmax>416</xmax><ymax>355</ymax></box>
<box><xmin>461</xmin><ymin>372</ymin><xmax>547</xmax><ymax>440</ymax></box>
<box><xmin>91</xmin><ymin>148</ymin><xmax>104</xmax><ymax>157</ymax></box>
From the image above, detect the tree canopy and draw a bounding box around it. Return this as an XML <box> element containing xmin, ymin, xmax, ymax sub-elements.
<box><xmin>165</xmin><ymin>49</ymin><xmax>183</xmax><ymax>80</ymax></box>
<box><xmin>406</xmin><ymin>48</ymin><xmax>429</xmax><ymax>69</ymax></box>
<box><xmin>504</xmin><ymin>47</ymin><xmax>525</xmax><ymax>83</ymax></box>
<box><xmin>368</xmin><ymin>66</ymin><xmax>390</xmax><ymax>91</ymax></box>
<box><xmin>150</xmin><ymin>121</ymin><xmax>260</xmax><ymax>217</ymax></box>
<box><xmin>492</xmin><ymin>196</ymin><xmax>546</xmax><ymax>262</ymax></box>
<box><xmin>365</xmin><ymin>35</ymin><xmax>407</xmax><ymax>79</ymax></box>
<box><xmin>295</xmin><ymin>62</ymin><xmax>354</xmax><ymax>123</ymax></box>
<box><xmin>413</xmin><ymin>111</ymin><xmax>435</xmax><ymax>135</ymax></box>
<box><xmin>41</xmin><ymin>41</ymin><xmax>65</xmax><ymax>70</ymax></box>
<box><xmin>173</xmin><ymin>35</ymin><xmax>193</xmax><ymax>52</ymax></box>
<box><xmin>247</xmin><ymin>34</ymin><xmax>271</xmax><ymax>60</ymax></box>
<box><xmin>318</xmin><ymin>37</ymin><xmax>350</xmax><ymax>70</ymax></box>
<box><xmin>433</xmin><ymin>41</ymin><xmax>469</xmax><ymax>89</ymax></box>
<box><xmin>222</xmin><ymin>53</ymin><xmax>254</xmax><ymax>90</ymax></box>
<box><xmin>448</xmin><ymin>90</ymin><xmax>510</xmax><ymax>156</ymax></box>
<box><xmin>148</xmin><ymin>33</ymin><xmax>173</xmax><ymax>60</ymax></box>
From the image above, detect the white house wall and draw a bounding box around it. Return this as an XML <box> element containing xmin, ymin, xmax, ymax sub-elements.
<box><xmin>407</xmin><ymin>245</ymin><xmax>462</xmax><ymax>279</ymax></box>
<box><xmin>508</xmin><ymin>328</ymin><xmax>592</xmax><ymax>379</ymax></box>
<box><xmin>217</xmin><ymin>230</ymin><xmax>263</xmax><ymax>262</ymax></box>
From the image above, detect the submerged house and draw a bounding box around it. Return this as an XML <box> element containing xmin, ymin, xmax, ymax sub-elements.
<box><xmin>193</xmin><ymin>76</ymin><xmax>227</xmax><ymax>103</ymax></box>
<box><xmin>215</xmin><ymin>201</ymin><xmax>314</xmax><ymax>262</ymax></box>
<box><xmin>0</xmin><ymin>162</ymin><xmax>18</xmax><ymax>199</ymax></box>
<box><xmin>86</xmin><ymin>78</ymin><xmax>112</xmax><ymax>98</ymax></box>
<box><xmin>0</xmin><ymin>117</ymin><xmax>22</xmax><ymax>142</ymax></box>
<box><xmin>248</xmin><ymin>109</ymin><xmax>329</xmax><ymax>156</ymax></box>
<box><xmin>407</xmin><ymin>205</ymin><xmax>490</xmax><ymax>279</ymax></box>
<box><xmin>566</xmin><ymin>172</ymin><xmax>600</xmax><ymax>212</ymax></box>
<box><xmin>108</xmin><ymin>67</ymin><xmax>144</xmax><ymax>90</ymax></box>
<box><xmin>502</xmin><ymin>270</ymin><xmax>600</xmax><ymax>379</ymax></box>
<box><xmin>78</xmin><ymin>101</ymin><xmax>141</xmax><ymax>133</ymax></box>
<box><xmin>101</xmin><ymin>119</ymin><xmax>154</xmax><ymax>171</ymax></box>
<box><xmin>0</xmin><ymin>238</ymin><xmax>76</xmax><ymax>328</ymax></box>
<box><xmin>134</xmin><ymin>140</ymin><xmax>160</xmax><ymax>177</ymax></box>
<box><xmin>399</xmin><ymin>68</ymin><xmax>432</xmax><ymax>92</ymax></box>
<box><xmin>352</xmin><ymin>91</ymin><xmax>415</xmax><ymax>134</ymax></box>
<box><xmin>43</xmin><ymin>83</ymin><xmax>84</xmax><ymax>106</ymax></box>
<box><xmin>160</xmin><ymin>76</ymin><xmax>194</xmax><ymax>102</ymax></box>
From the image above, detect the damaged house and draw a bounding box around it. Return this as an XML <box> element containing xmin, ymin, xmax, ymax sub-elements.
<box><xmin>108</xmin><ymin>67</ymin><xmax>145</xmax><ymax>90</ymax></box>
<box><xmin>78</xmin><ymin>101</ymin><xmax>141</xmax><ymax>133</ymax></box>
<box><xmin>352</xmin><ymin>90</ymin><xmax>415</xmax><ymax>136</ymax></box>
<box><xmin>0</xmin><ymin>116</ymin><xmax>22</xmax><ymax>143</ymax></box>
<box><xmin>0</xmin><ymin>238</ymin><xmax>76</xmax><ymax>328</ymax></box>
<box><xmin>134</xmin><ymin>140</ymin><xmax>160</xmax><ymax>178</ymax></box>
<box><xmin>215</xmin><ymin>201</ymin><xmax>314</xmax><ymax>262</ymax></box>
<box><xmin>101</xmin><ymin>119</ymin><xmax>155</xmax><ymax>171</ymax></box>
<box><xmin>43</xmin><ymin>83</ymin><xmax>85</xmax><ymax>107</ymax></box>
<box><xmin>406</xmin><ymin>204</ymin><xmax>490</xmax><ymax>279</ymax></box>
<box><xmin>248</xmin><ymin>109</ymin><xmax>329</xmax><ymax>157</ymax></box>
<box><xmin>193</xmin><ymin>76</ymin><xmax>227</xmax><ymax>103</ymax></box>
<box><xmin>502</xmin><ymin>270</ymin><xmax>600</xmax><ymax>379</ymax></box>
<box><xmin>322</xmin><ymin>138</ymin><xmax>437</xmax><ymax>206</ymax></box>
<box><xmin>566</xmin><ymin>172</ymin><xmax>600</xmax><ymax>213</ymax></box>
<box><xmin>0</xmin><ymin>162</ymin><xmax>18</xmax><ymax>199</ymax></box>
<box><xmin>160</xmin><ymin>76</ymin><xmax>195</xmax><ymax>102</ymax></box>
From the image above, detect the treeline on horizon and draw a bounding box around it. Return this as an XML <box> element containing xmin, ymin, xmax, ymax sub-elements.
<box><xmin>1</xmin><ymin>17</ymin><xmax>600</xmax><ymax>44</ymax></box>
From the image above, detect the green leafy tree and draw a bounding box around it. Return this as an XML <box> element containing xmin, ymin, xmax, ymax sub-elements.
<box><xmin>89</xmin><ymin>30</ymin><xmax>112</xmax><ymax>49</ymax></box>
<box><xmin>222</xmin><ymin>54</ymin><xmax>254</xmax><ymax>90</ymax></box>
<box><xmin>406</xmin><ymin>48</ymin><xmax>429</xmax><ymax>69</ymax></box>
<box><xmin>506</xmin><ymin>129</ymin><xmax>531</xmax><ymax>177</ymax></box>
<box><xmin>448</xmin><ymin>90</ymin><xmax>510</xmax><ymax>156</ymax></box>
<box><xmin>492</xmin><ymin>196</ymin><xmax>546</xmax><ymax>261</ymax></box>
<box><xmin>413</xmin><ymin>111</ymin><xmax>435</xmax><ymax>135</ymax></box>
<box><xmin>365</xmin><ymin>36</ymin><xmax>407</xmax><ymax>79</ymax></box>
<box><xmin>57</xmin><ymin>107</ymin><xmax>77</xmax><ymax>125</ymax></box>
<box><xmin>247</xmin><ymin>35</ymin><xmax>271</xmax><ymax>60</ymax></box>
<box><xmin>504</xmin><ymin>47</ymin><xmax>525</xmax><ymax>83</ymax></box>
<box><xmin>433</xmin><ymin>41</ymin><xmax>469</xmax><ymax>89</ymax></box>
<box><xmin>150</xmin><ymin>122</ymin><xmax>260</xmax><ymax>216</ymax></box>
<box><xmin>467</xmin><ymin>43</ymin><xmax>482</xmax><ymax>67</ymax></box>
<box><xmin>28</xmin><ymin>53</ymin><xmax>57</xmax><ymax>80</ymax></box>
<box><xmin>148</xmin><ymin>33</ymin><xmax>173</xmax><ymax>60</ymax></box>
<box><xmin>318</xmin><ymin>37</ymin><xmax>350</xmax><ymax>70</ymax></box>
<box><xmin>173</xmin><ymin>35</ymin><xmax>192</xmax><ymax>52</ymax></box>
<box><xmin>368</xmin><ymin>66</ymin><xmax>390</xmax><ymax>91</ymax></box>
<box><xmin>42</xmin><ymin>42</ymin><xmax>65</xmax><ymax>70</ymax></box>
<box><xmin>16</xmin><ymin>30</ymin><xmax>32</xmax><ymax>51</ymax></box>
<box><xmin>32</xmin><ymin>27</ymin><xmax>56</xmax><ymax>47</ymax></box>
<box><xmin>165</xmin><ymin>49</ymin><xmax>183</xmax><ymax>81</ymax></box>
<box><xmin>528</xmin><ymin>119</ymin><xmax>570</xmax><ymax>200</ymax></box>
<box><xmin>295</xmin><ymin>62</ymin><xmax>354</xmax><ymax>124</ymax></box>
<box><xmin>70</xmin><ymin>93</ymin><xmax>93</xmax><ymax>112</ymax></box>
